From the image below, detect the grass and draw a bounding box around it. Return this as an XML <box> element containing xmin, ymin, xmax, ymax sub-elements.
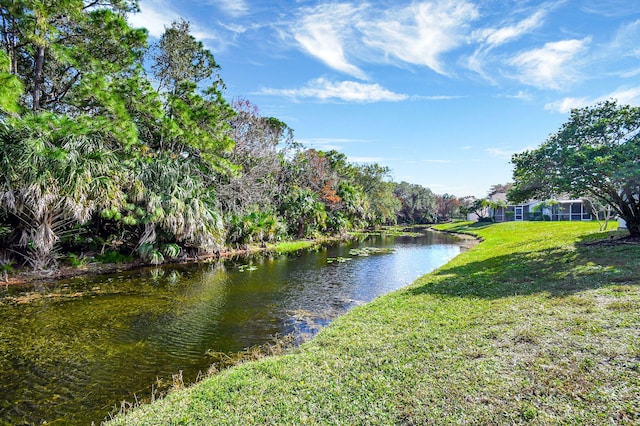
<box><xmin>107</xmin><ymin>221</ymin><xmax>640</xmax><ymax>425</ymax></box>
<box><xmin>268</xmin><ymin>240</ymin><xmax>321</xmax><ymax>254</ymax></box>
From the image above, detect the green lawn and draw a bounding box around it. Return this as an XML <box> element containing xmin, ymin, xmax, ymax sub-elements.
<box><xmin>109</xmin><ymin>221</ymin><xmax>640</xmax><ymax>425</ymax></box>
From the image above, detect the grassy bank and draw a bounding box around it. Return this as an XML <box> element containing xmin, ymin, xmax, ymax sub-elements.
<box><xmin>108</xmin><ymin>221</ymin><xmax>639</xmax><ymax>425</ymax></box>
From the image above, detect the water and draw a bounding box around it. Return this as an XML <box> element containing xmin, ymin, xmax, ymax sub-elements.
<box><xmin>0</xmin><ymin>231</ymin><xmax>466</xmax><ymax>425</ymax></box>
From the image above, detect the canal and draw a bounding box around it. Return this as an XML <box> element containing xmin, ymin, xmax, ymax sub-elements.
<box><xmin>0</xmin><ymin>230</ymin><xmax>467</xmax><ymax>424</ymax></box>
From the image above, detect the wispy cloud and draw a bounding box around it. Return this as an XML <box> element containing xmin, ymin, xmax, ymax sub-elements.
<box><xmin>290</xmin><ymin>1</ymin><xmax>478</xmax><ymax>78</ymax></box>
<box><xmin>360</xmin><ymin>1</ymin><xmax>479</xmax><ymax>75</ymax></box>
<box><xmin>581</xmin><ymin>0</ymin><xmax>640</xmax><ymax>17</ymax></box>
<box><xmin>486</xmin><ymin>147</ymin><xmax>514</xmax><ymax>159</ymax></box>
<box><xmin>508</xmin><ymin>38</ymin><xmax>590</xmax><ymax>90</ymax></box>
<box><xmin>293</xmin><ymin>3</ymin><xmax>367</xmax><ymax>79</ymax></box>
<box><xmin>474</xmin><ymin>9</ymin><xmax>546</xmax><ymax>48</ymax></box>
<box><xmin>545</xmin><ymin>86</ymin><xmax>640</xmax><ymax>112</ymax></box>
<box><xmin>611</xmin><ymin>19</ymin><xmax>640</xmax><ymax>58</ymax></box>
<box><xmin>128</xmin><ymin>0</ymin><xmax>178</xmax><ymax>37</ymax></box>
<box><xmin>423</xmin><ymin>159</ymin><xmax>453</xmax><ymax>163</ymax></box>
<box><xmin>259</xmin><ymin>78</ymin><xmax>409</xmax><ymax>103</ymax></box>
<box><xmin>209</xmin><ymin>0</ymin><xmax>249</xmax><ymax>17</ymax></box>
<box><xmin>467</xmin><ymin>6</ymin><xmax>552</xmax><ymax>82</ymax></box>
<box><xmin>128</xmin><ymin>0</ymin><xmax>229</xmax><ymax>50</ymax></box>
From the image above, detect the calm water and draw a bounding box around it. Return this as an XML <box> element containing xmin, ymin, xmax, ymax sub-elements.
<box><xmin>0</xmin><ymin>231</ymin><xmax>465</xmax><ymax>425</ymax></box>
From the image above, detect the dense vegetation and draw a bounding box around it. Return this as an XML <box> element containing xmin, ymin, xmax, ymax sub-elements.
<box><xmin>108</xmin><ymin>221</ymin><xmax>640</xmax><ymax>424</ymax></box>
<box><xmin>0</xmin><ymin>2</ymin><xmax>461</xmax><ymax>271</ymax></box>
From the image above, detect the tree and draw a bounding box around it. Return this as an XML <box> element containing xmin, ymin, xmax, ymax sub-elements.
<box><xmin>487</xmin><ymin>183</ymin><xmax>513</xmax><ymax>198</ymax></box>
<box><xmin>393</xmin><ymin>182</ymin><xmax>437</xmax><ymax>224</ymax></box>
<box><xmin>436</xmin><ymin>193</ymin><xmax>462</xmax><ymax>222</ymax></box>
<box><xmin>460</xmin><ymin>197</ymin><xmax>490</xmax><ymax>220</ymax></box>
<box><xmin>278</xmin><ymin>187</ymin><xmax>326</xmax><ymax>238</ymax></box>
<box><xmin>149</xmin><ymin>19</ymin><xmax>236</xmax><ymax>174</ymax></box>
<box><xmin>150</xmin><ymin>19</ymin><xmax>217</xmax><ymax>95</ymax></box>
<box><xmin>217</xmin><ymin>98</ymin><xmax>294</xmax><ymax>216</ymax></box>
<box><xmin>352</xmin><ymin>163</ymin><xmax>400</xmax><ymax>226</ymax></box>
<box><xmin>0</xmin><ymin>114</ymin><xmax>127</xmax><ymax>269</ymax></box>
<box><xmin>0</xmin><ymin>1</ymin><xmax>145</xmax><ymax>112</ymax></box>
<box><xmin>510</xmin><ymin>101</ymin><xmax>640</xmax><ymax>236</ymax></box>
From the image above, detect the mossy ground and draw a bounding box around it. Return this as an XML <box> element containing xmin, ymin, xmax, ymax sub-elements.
<box><xmin>108</xmin><ymin>221</ymin><xmax>640</xmax><ymax>425</ymax></box>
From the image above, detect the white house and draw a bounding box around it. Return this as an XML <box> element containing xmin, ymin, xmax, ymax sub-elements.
<box><xmin>486</xmin><ymin>193</ymin><xmax>595</xmax><ymax>222</ymax></box>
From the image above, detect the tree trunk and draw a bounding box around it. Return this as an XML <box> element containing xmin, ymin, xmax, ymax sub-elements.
<box><xmin>32</xmin><ymin>44</ymin><xmax>45</xmax><ymax>110</ymax></box>
<box><xmin>626</xmin><ymin>218</ymin><xmax>640</xmax><ymax>237</ymax></box>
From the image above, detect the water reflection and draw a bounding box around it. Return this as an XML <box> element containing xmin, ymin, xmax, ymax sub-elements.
<box><xmin>0</xmin><ymin>230</ymin><xmax>465</xmax><ymax>425</ymax></box>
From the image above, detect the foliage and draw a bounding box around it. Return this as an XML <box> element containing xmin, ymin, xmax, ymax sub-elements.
<box><xmin>0</xmin><ymin>115</ymin><xmax>127</xmax><ymax>269</ymax></box>
<box><xmin>94</xmin><ymin>250</ymin><xmax>134</xmax><ymax>264</ymax></box>
<box><xmin>130</xmin><ymin>152</ymin><xmax>225</xmax><ymax>254</ymax></box>
<box><xmin>352</xmin><ymin>163</ymin><xmax>401</xmax><ymax>226</ymax></box>
<box><xmin>279</xmin><ymin>187</ymin><xmax>327</xmax><ymax>238</ymax></box>
<box><xmin>0</xmin><ymin>51</ymin><xmax>22</xmax><ymax>115</ymax></box>
<box><xmin>217</xmin><ymin>99</ymin><xmax>293</xmax><ymax>216</ymax></box>
<box><xmin>0</xmin><ymin>6</ymin><xmax>456</xmax><ymax>270</ymax></box>
<box><xmin>226</xmin><ymin>211</ymin><xmax>281</xmax><ymax>248</ymax></box>
<box><xmin>435</xmin><ymin>193</ymin><xmax>462</xmax><ymax>222</ymax></box>
<box><xmin>393</xmin><ymin>181</ymin><xmax>437</xmax><ymax>224</ymax></box>
<box><xmin>510</xmin><ymin>100</ymin><xmax>640</xmax><ymax>236</ymax></box>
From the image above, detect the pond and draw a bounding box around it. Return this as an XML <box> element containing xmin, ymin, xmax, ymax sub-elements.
<box><xmin>0</xmin><ymin>230</ymin><xmax>468</xmax><ymax>425</ymax></box>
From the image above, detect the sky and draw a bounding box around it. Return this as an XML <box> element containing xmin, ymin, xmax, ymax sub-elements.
<box><xmin>129</xmin><ymin>0</ymin><xmax>640</xmax><ymax>198</ymax></box>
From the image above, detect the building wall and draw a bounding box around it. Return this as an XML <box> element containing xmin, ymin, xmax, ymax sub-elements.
<box><xmin>491</xmin><ymin>200</ymin><xmax>593</xmax><ymax>222</ymax></box>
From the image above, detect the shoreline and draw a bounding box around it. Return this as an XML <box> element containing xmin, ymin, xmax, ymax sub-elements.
<box><xmin>1</xmin><ymin>240</ymin><xmax>326</xmax><ymax>290</ymax></box>
<box><xmin>107</xmin><ymin>221</ymin><xmax>640</xmax><ymax>425</ymax></box>
<box><xmin>2</xmin><ymin>225</ymin><xmax>468</xmax><ymax>290</ymax></box>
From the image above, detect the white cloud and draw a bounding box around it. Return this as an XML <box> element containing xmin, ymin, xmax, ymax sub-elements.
<box><xmin>293</xmin><ymin>3</ymin><xmax>367</xmax><ymax>79</ymax></box>
<box><xmin>466</xmin><ymin>7</ymin><xmax>549</xmax><ymax>82</ymax></box>
<box><xmin>545</xmin><ymin>86</ymin><xmax>640</xmax><ymax>112</ymax></box>
<box><xmin>612</xmin><ymin>19</ymin><xmax>640</xmax><ymax>58</ymax></box>
<box><xmin>475</xmin><ymin>9</ymin><xmax>546</xmax><ymax>47</ymax></box>
<box><xmin>508</xmin><ymin>38</ymin><xmax>590</xmax><ymax>90</ymax></box>
<box><xmin>297</xmin><ymin>137</ymin><xmax>369</xmax><ymax>150</ymax></box>
<box><xmin>544</xmin><ymin>96</ymin><xmax>590</xmax><ymax>113</ymax></box>
<box><xmin>361</xmin><ymin>1</ymin><xmax>479</xmax><ymax>75</ymax></box>
<box><xmin>128</xmin><ymin>0</ymin><xmax>178</xmax><ymax>37</ymax></box>
<box><xmin>128</xmin><ymin>0</ymin><xmax>231</xmax><ymax>52</ymax></box>
<box><xmin>210</xmin><ymin>0</ymin><xmax>249</xmax><ymax>17</ymax></box>
<box><xmin>619</xmin><ymin>67</ymin><xmax>640</xmax><ymax>78</ymax></box>
<box><xmin>485</xmin><ymin>148</ymin><xmax>514</xmax><ymax>159</ymax></box>
<box><xmin>423</xmin><ymin>159</ymin><xmax>453</xmax><ymax>163</ymax></box>
<box><xmin>501</xmin><ymin>90</ymin><xmax>534</xmax><ymax>101</ymax></box>
<box><xmin>259</xmin><ymin>78</ymin><xmax>409</xmax><ymax>103</ymax></box>
<box><xmin>290</xmin><ymin>1</ymin><xmax>478</xmax><ymax>78</ymax></box>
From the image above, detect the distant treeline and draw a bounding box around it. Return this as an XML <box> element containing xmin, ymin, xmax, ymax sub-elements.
<box><xmin>0</xmin><ymin>2</ymin><xmax>463</xmax><ymax>270</ymax></box>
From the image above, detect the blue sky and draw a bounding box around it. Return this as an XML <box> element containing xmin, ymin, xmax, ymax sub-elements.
<box><xmin>129</xmin><ymin>0</ymin><xmax>640</xmax><ymax>197</ymax></box>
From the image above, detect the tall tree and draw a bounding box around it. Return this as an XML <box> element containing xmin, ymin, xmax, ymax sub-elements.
<box><xmin>0</xmin><ymin>0</ymin><xmax>144</xmax><ymax>112</ymax></box>
<box><xmin>217</xmin><ymin>98</ymin><xmax>294</xmax><ymax>215</ymax></box>
<box><xmin>149</xmin><ymin>19</ymin><xmax>236</xmax><ymax>173</ymax></box>
<box><xmin>436</xmin><ymin>193</ymin><xmax>462</xmax><ymax>222</ymax></box>
<box><xmin>510</xmin><ymin>101</ymin><xmax>640</xmax><ymax>236</ymax></box>
<box><xmin>150</xmin><ymin>18</ymin><xmax>216</xmax><ymax>95</ymax></box>
<box><xmin>352</xmin><ymin>164</ymin><xmax>400</xmax><ymax>226</ymax></box>
<box><xmin>393</xmin><ymin>182</ymin><xmax>437</xmax><ymax>224</ymax></box>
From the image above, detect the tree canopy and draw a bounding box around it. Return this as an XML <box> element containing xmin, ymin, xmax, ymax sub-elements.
<box><xmin>510</xmin><ymin>101</ymin><xmax>640</xmax><ymax>236</ymax></box>
<box><xmin>0</xmin><ymin>5</ymin><xmax>452</xmax><ymax>271</ymax></box>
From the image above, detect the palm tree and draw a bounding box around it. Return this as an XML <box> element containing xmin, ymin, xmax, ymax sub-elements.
<box><xmin>130</xmin><ymin>152</ymin><xmax>225</xmax><ymax>256</ymax></box>
<box><xmin>0</xmin><ymin>114</ymin><xmax>126</xmax><ymax>269</ymax></box>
